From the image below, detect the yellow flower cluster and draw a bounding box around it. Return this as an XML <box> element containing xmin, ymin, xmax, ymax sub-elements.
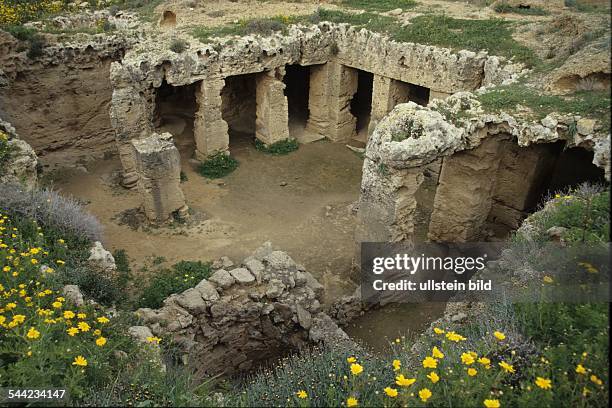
<box><xmin>0</xmin><ymin>0</ymin><xmax>63</xmax><ymax>26</ymax></box>
<box><xmin>0</xmin><ymin>211</ymin><xmax>113</xmax><ymax>371</ymax></box>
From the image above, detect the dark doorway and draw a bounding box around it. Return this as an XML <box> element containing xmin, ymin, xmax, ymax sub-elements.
<box><xmin>221</xmin><ymin>73</ymin><xmax>257</xmax><ymax>151</ymax></box>
<box><xmin>350</xmin><ymin>69</ymin><xmax>374</xmax><ymax>139</ymax></box>
<box><xmin>407</xmin><ymin>83</ymin><xmax>430</xmax><ymax>106</ymax></box>
<box><xmin>154</xmin><ymin>79</ymin><xmax>199</xmax><ymax>154</ymax></box>
<box><xmin>284</xmin><ymin>64</ymin><xmax>310</xmax><ymax>138</ymax></box>
<box><xmin>544</xmin><ymin>146</ymin><xmax>607</xmax><ymax>196</ymax></box>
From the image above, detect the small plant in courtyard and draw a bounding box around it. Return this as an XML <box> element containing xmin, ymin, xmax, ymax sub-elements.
<box><xmin>254</xmin><ymin>138</ymin><xmax>299</xmax><ymax>155</ymax></box>
<box><xmin>197</xmin><ymin>152</ymin><xmax>239</xmax><ymax>179</ymax></box>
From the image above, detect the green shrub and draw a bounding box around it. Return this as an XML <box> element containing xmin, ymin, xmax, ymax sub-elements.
<box><xmin>244</xmin><ymin>17</ymin><xmax>286</xmax><ymax>35</ymax></box>
<box><xmin>197</xmin><ymin>153</ymin><xmax>239</xmax><ymax>179</ymax></box>
<box><xmin>26</xmin><ymin>34</ymin><xmax>45</xmax><ymax>59</ymax></box>
<box><xmin>169</xmin><ymin>38</ymin><xmax>188</xmax><ymax>53</ymax></box>
<box><xmin>5</xmin><ymin>25</ymin><xmax>38</xmax><ymax>41</ymax></box>
<box><xmin>138</xmin><ymin>261</ymin><xmax>212</xmax><ymax>308</ymax></box>
<box><xmin>0</xmin><ymin>130</ymin><xmax>14</xmax><ymax>171</ymax></box>
<box><xmin>254</xmin><ymin>138</ymin><xmax>299</xmax><ymax>155</ymax></box>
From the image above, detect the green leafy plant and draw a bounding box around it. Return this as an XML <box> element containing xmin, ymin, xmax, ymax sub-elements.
<box><xmin>138</xmin><ymin>261</ymin><xmax>212</xmax><ymax>308</ymax></box>
<box><xmin>169</xmin><ymin>38</ymin><xmax>188</xmax><ymax>53</ymax></box>
<box><xmin>197</xmin><ymin>153</ymin><xmax>239</xmax><ymax>179</ymax></box>
<box><xmin>254</xmin><ymin>138</ymin><xmax>299</xmax><ymax>155</ymax></box>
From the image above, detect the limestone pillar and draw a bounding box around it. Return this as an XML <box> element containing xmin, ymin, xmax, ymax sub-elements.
<box><xmin>368</xmin><ymin>75</ymin><xmax>411</xmax><ymax>136</ymax></box>
<box><xmin>194</xmin><ymin>79</ymin><xmax>229</xmax><ymax>160</ymax></box>
<box><xmin>428</xmin><ymin>136</ymin><xmax>506</xmax><ymax>242</ymax></box>
<box><xmin>110</xmin><ymin>87</ymin><xmax>155</xmax><ymax>188</ymax></box>
<box><xmin>488</xmin><ymin>142</ymin><xmax>559</xmax><ymax>228</ymax></box>
<box><xmin>131</xmin><ymin>132</ymin><xmax>187</xmax><ymax>223</ymax></box>
<box><xmin>306</xmin><ymin>62</ymin><xmax>358</xmax><ymax>143</ymax></box>
<box><xmin>255</xmin><ymin>70</ymin><xmax>289</xmax><ymax>145</ymax></box>
<box><xmin>356</xmin><ymin>159</ymin><xmax>425</xmax><ymax>245</ymax></box>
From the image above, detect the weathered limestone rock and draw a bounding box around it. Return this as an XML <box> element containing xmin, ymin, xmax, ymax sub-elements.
<box><xmin>131</xmin><ymin>132</ymin><xmax>186</xmax><ymax>223</ymax></box>
<box><xmin>208</xmin><ymin>269</ymin><xmax>235</xmax><ymax>289</ymax></box>
<box><xmin>306</xmin><ymin>61</ymin><xmax>357</xmax><ymax>142</ymax></box>
<box><xmin>255</xmin><ymin>70</ymin><xmax>290</xmax><ymax>145</ymax></box>
<box><xmin>194</xmin><ymin>79</ymin><xmax>229</xmax><ymax>159</ymax></box>
<box><xmin>88</xmin><ymin>241</ymin><xmax>116</xmax><ymax>272</ymax></box>
<box><xmin>229</xmin><ymin>268</ymin><xmax>255</xmax><ymax>284</ymax></box>
<box><xmin>62</xmin><ymin>285</ymin><xmax>85</xmax><ymax>307</ymax></box>
<box><xmin>0</xmin><ymin>119</ymin><xmax>38</xmax><ymax>189</ymax></box>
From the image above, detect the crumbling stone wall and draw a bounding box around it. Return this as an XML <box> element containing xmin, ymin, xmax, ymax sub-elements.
<box><xmin>136</xmin><ymin>244</ymin><xmax>350</xmax><ymax>378</ymax></box>
<box><xmin>0</xmin><ymin>32</ymin><xmax>132</xmax><ymax>167</ymax></box>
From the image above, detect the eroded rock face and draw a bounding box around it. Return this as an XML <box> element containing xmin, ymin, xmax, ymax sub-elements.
<box><xmin>130</xmin><ymin>132</ymin><xmax>186</xmax><ymax>223</ymax></box>
<box><xmin>356</xmin><ymin>91</ymin><xmax>610</xmax><ymax>249</ymax></box>
<box><xmin>0</xmin><ymin>118</ymin><xmax>38</xmax><ymax>189</ymax></box>
<box><xmin>135</xmin><ymin>245</ymin><xmax>351</xmax><ymax>378</ymax></box>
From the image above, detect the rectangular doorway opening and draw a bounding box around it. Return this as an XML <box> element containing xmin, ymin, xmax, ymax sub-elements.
<box><xmin>154</xmin><ymin>79</ymin><xmax>199</xmax><ymax>156</ymax></box>
<box><xmin>221</xmin><ymin>73</ymin><xmax>257</xmax><ymax>151</ymax></box>
<box><xmin>390</xmin><ymin>79</ymin><xmax>430</xmax><ymax>108</ymax></box>
<box><xmin>284</xmin><ymin>64</ymin><xmax>310</xmax><ymax>142</ymax></box>
<box><xmin>350</xmin><ymin>69</ymin><xmax>374</xmax><ymax>142</ymax></box>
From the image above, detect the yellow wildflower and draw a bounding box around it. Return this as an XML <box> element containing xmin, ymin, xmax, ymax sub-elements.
<box><xmin>422</xmin><ymin>356</ymin><xmax>438</xmax><ymax>369</ymax></box>
<box><xmin>77</xmin><ymin>322</ymin><xmax>90</xmax><ymax>332</ymax></box>
<box><xmin>52</xmin><ymin>301</ymin><xmax>62</xmax><ymax>309</ymax></box>
<box><xmin>97</xmin><ymin>316</ymin><xmax>110</xmax><ymax>324</ymax></box>
<box><xmin>347</xmin><ymin>356</ymin><xmax>356</xmax><ymax>363</ymax></box>
<box><xmin>67</xmin><ymin>327</ymin><xmax>79</xmax><ymax>336</ymax></box>
<box><xmin>26</xmin><ymin>327</ymin><xmax>40</xmax><ymax>339</ymax></box>
<box><xmin>384</xmin><ymin>387</ymin><xmax>398</xmax><ymax>398</ymax></box>
<box><xmin>350</xmin><ymin>363</ymin><xmax>364</xmax><ymax>376</ymax></box>
<box><xmin>418</xmin><ymin>388</ymin><xmax>432</xmax><ymax>402</ymax></box>
<box><xmin>483</xmin><ymin>399</ymin><xmax>501</xmax><ymax>408</ymax></box>
<box><xmin>461</xmin><ymin>352</ymin><xmax>475</xmax><ymax>365</ymax></box>
<box><xmin>427</xmin><ymin>371</ymin><xmax>440</xmax><ymax>384</ymax></box>
<box><xmin>95</xmin><ymin>337</ymin><xmax>107</xmax><ymax>347</ymax></box>
<box><xmin>535</xmin><ymin>377</ymin><xmax>552</xmax><ymax>390</ymax></box>
<box><xmin>478</xmin><ymin>357</ymin><xmax>491</xmax><ymax>367</ymax></box>
<box><xmin>467</xmin><ymin>368</ymin><xmax>477</xmax><ymax>377</ymax></box>
<box><xmin>396</xmin><ymin>374</ymin><xmax>416</xmax><ymax>387</ymax></box>
<box><xmin>543</xmin><ymin>276</ymin><xmax>553</xmax><ymax>284</ymax></box>
<box><xmin>590</xmin><ymin>375</ymin><xmax>603</xmax><ymax>386</ymax></box>
<box><xmin>433</xmin><ymin>327</ymin><xmax>445</xmax><ymax>334</ymax></box>
<box><xmin>445</xmin><ymin>331</ymin><xmax>466</xmax><ymax>342</ymax></box>
<box><xmin>72</xmin><ymin>355</ymin><xmax>87</xmax><ymax>367</ymax></box>
<box><xmin>493</xmin><ymin>331</ymin><xmax>506</xmax><ymax>341</ymax></box>
<box><xmin>63</xmin><ymin>311</ymin><xmax>75</xmax><ymax>319</ymax></box>
<box><xmin>432</xmin><ymin>346</ymin><xmax>444</xmax><ymax>359</ymax></box>
<box><xmin>296</xmin><ymin>390</ymin><xmax>307</xmax><ymax>399</ymax></box>
<box><xmin>392</xmin><ymin>359</ymin><xmax>401</xmax><ymax>371</ymax></box>
<box><xmin>499</xmin><ymin>361</ymin><xmax>515</xmax><ymax>373</ymax></box>
<box><xmin>576</xmin><ymin>364</ymin><xmax>587</xmax><ymax>375</ymax></box>
<box><xmin>347</xmin><ymin>397</ymin><xmax>358</xmax><ymax>407</ymax></box>
<box><xmin>146</xmin><ymin>336</ymin><xmax>161</xmax><ymax>344</ymax></box>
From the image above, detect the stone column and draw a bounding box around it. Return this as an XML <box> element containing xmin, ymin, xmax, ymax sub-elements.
<box><xmin>131</xmin><ymin>132</ymin><xmax>187</xmax><ymax>224</ymax></box>
<box><xmin>488</xmin><ymin>142</ymin><xmax>559</xmax><ymax>229</ymax></box>
<box><xmin>368</xmin><ymin>76</ymin><xmax>411</xmax><ymax>136</ymax></box>
<box><xmin>255</xmin><ymin>70</ymin><xmax>290</xmax><ymax>145</ymax></box>
<box><xmin>306</xmin><ymin>62</ymin><xmax>358</xmax><ymax>143</ymax></box>
<box><xmin>428</xmin><ymin>136</ymin><xmax>506</xmax><ymax>242</ymax></box>
<box><xmin>110</xmin><ymin>86</ymin><xmax>155</xmax><ymax>188</ymax></box>
<box><xmin>194</xmin><ymin>79</ymin><xmax>229</xmax><ymax>160</ymax></box>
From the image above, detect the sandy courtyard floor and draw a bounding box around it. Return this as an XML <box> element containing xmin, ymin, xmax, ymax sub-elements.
<box><xmin>55</xmin><ymin>135</ymin><xmax>364</xmax><ymax>303</ymax></box>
